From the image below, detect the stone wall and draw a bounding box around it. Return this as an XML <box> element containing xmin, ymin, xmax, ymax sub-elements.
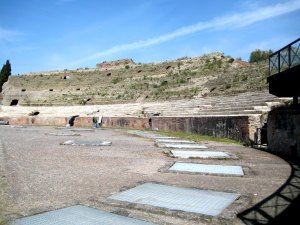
<box><xmin>1</xmin><ymin>115</ymin><xmax>256</xmax><ymax>143</ymax></box>
<box><xmin>102</xmin><ymin>117</ymin><xmax>151</xmax><ymax>129</ymax></box>
<box><xmin>0</xmin><ymin>116</ymin><xmax>68</xmax><ymax>126</ymax></box>
<box><xmin>267</xmin><ymin>108</ymin><xmax>300</xmax><ymax>158</ymax></box>
<box><xmin>96</xmin><ymin>59</ymin><xmax>135</xmax><ymax>69</ymax></box>
<box><xmin>151</xmin><ymin>116</ymin><xmax>251</xmax><ymax>143</ymax></box>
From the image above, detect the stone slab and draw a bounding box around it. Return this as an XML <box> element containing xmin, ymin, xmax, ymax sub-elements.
<box><xmin>169</xmin><ymin>162</ymin><xmax>244</xmax><ymax>176</ymax></box>
<box><xmin>10</xmin><ymin>205</ymin><xmax>156</xmax><ymax>225</ymax></box>
<box><xmin>61</xmin><ymin>140</ymin><xmax>112</xmax><ymax>146</ymax></box>
<box><xmin>170</xmin><ymin>150</ymin><xmax>230</xmax><ymax>159</ymax></box>
<box><xmin>109</xmin><ymin>183</ymin><xmax>240</xmax><ymax>216</ymax></box>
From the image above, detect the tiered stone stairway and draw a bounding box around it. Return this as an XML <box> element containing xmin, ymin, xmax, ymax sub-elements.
<box><xmin>142</xmin><ymin>91</ymin><xmax>290</xmax><ymax>117</ymax></box>
<box><xmin>0</xmin><ymin>91</ymin><xmax>291</xmax><ymax>118</ymax></box>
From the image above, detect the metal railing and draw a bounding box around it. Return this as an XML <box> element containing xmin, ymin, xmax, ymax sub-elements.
<box><xmin>269</xmin><ymin>38</ymin><xmax>300</xmax><ymax>75</ymax></box>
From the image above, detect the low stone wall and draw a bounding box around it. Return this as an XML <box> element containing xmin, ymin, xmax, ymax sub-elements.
<box><xmin>101</xmin><ymin>117</ymin><xmax>151</xmax><ymax>129</ymax></box>
<box><xmin>267</xmin><ymin>107</ymin><xmax>300</xmax><ymax>158</ymax></box>
<box><xmin>1</xmin><ymin>115</ymin><xmax>256</xmax><ymax>143</ymax></box>
<box><xmin>0</xmin><ymin>116</ymin><xmax>69</xmax><ymax>126</ymax></box>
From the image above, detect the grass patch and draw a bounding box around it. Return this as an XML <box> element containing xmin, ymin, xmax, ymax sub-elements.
<box><xmin>156</xmin><ymin>130</ymin><xmax>242</xmax><ymax>145</ymax></box>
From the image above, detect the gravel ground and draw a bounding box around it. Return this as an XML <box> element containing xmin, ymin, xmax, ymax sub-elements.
<box><xmin>0</xmin><ymin>126</ymin><xmax>291</xmax><ymax>224</ymax></box>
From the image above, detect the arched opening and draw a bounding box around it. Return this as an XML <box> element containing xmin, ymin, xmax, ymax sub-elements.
<box><xmin>166</xmin><ymin>65</ymin><xmax>172</xmax><ymax>70</ymax></box>
<box><xmin>68</xmin><ymin>115</ymin><xmax>79</xmax><ymax>127</ymax></box>
<box><xmin>21</xmin><ymin>89</ymin><xmax>26</xmax><ymax>92</ymax></box>
<box><xmin>63</xmin><ymin>75</ymin><xmax>70</xmax><ymax>80</ymax></box>
<box><xmin>107</xmin><ymin>73</ymin><xmax>112</xmax><ymax>76</ymax></box>
<box><xmin>29</xmin><ymin>111</ymin><xmax>40</xmax><ymax>116</ymax></box>
<box><xmin>10</xmin><ymin>99</ymin><xmax>19</xmax><ymax>106</ymax></box>
<box><xmin>49</xmin><ymin>89</ymin><xmax>53</xmax><ymax>91</ymax></box>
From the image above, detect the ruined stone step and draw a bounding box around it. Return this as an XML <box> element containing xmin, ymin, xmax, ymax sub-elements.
<box><xmin>164</xmin><ymin>110</ymin><xmax>264</xmax><ymax>116</ymax></box>
<box><xmin>197</xmin><ymin>110</ymin><xmax>264</xmax><ymax>115</ymax></box>
<box><xmin>158</xmin><ymin>104</ymin><xmax>269</xmax><ymax>113</ymax></box>
<box><xmin>205</xmin><ymin>97</ymin><xmax>278</xmax><ymax>104</ymax></box>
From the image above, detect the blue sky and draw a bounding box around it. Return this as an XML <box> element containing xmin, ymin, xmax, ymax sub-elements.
<box><xmin>1</xmin><ymin>0</ymin><xmax>300</xmax><ymax>75</ymax></box>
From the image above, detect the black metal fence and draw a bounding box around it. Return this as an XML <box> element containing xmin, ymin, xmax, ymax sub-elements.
<box><xmin>269</xmin><ymin>38</ymin><xmax>300</xmax><ymax>75</ymax></box>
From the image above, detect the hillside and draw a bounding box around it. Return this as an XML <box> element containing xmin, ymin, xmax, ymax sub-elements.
<box><xmin>1</xmin><ymin>52</ymin><xmax>269</xmax><ymax>106</ymax></box>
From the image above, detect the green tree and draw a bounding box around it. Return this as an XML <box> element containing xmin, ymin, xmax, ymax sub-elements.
<box><xmin>249</xmin><ymin>49</ymin><xmax>273</xmax><ymax>63</ymax></box>
<box><xmin>0</xmin><ymin>60</ymin><xmax>11</xmax><ymax>92</ymax></box>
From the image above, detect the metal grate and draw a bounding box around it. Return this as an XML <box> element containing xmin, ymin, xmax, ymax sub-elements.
<box><xmin>158</xmin><ymin>143</ymin><xmax>208</xmax><ymax>149</ymax></box>
<box><xmin>169</xmin><ymin>162</ymin><xmax>244</xmax><ymax>176</ymax></box>
<box><xmin>45</xmin><ymin>132</ymin><xmax>80</xmax><ymax>136</ymax></box>
<box><xmin>127</xmin><ymin>130</ymin><xmax>176</xmax><ymax>139</ymax></box>
<box><xmin>171</xmin><ymin>150</ymin><xmax>230</xmax><ymax>159</ymax></box>
<box><xmin>156</xmin><ymin>139</ymin><xmax>195</xmax><ymax>143</ymax></box>
<box><xmin>10</xmin><ymin>205</ymin><xmax>157</xmax><ymax>225</ymax></box>
<box><xmin>109</xmin><ymin>183</ymin><xmax>239</xmax><ymax>216</ymax></box>
<box><xmin>61</xmin><ymin>140</ymin><xmax>112</xmax><ymax>146</ymax></box>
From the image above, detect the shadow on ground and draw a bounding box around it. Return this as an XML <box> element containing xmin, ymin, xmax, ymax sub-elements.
<box><xmin>238</xmin><ymin>154</ymin><xmax>300</xmax><ymax>225</ymax></box>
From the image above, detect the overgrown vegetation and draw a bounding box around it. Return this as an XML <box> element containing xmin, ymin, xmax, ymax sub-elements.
<box><xmin>249</xmin><ymin>49</ymin><xmax>273</xmax><ymax>63</ymax></box>
<box><xmin>4</xmin><ymin>52</ymin><xmax>270</xmax><ymax>106</ymax></box>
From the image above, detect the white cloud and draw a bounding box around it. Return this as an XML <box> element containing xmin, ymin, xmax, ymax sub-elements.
<box><xmin>70</xmin><ymin>0</ymin><xmax>300</xmax><ymax>66</ymax></box>
<box><xmin>0</xmin><ymin>27</ymin><xmax>23</xmax><ymax>42</ymax></box>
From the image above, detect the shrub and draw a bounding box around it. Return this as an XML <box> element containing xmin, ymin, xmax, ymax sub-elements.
<box><xmin>112</xmin><ymin>77</ymin><xmax>122</xmax><ymax>84</ymax></box>
<box><xmin>249</xmin><ymin>49</ymin><xmax>273</xmax><ymax>63</ymax></box>
<box><xmin>228</xmin><ymin>58</ymin><xmax>234</xmax><ymax>63</ymax></box>
<box><xmin>160</xmin><ymin>80</ymin><xmax>168</xmax><ymax>86</ymax></box>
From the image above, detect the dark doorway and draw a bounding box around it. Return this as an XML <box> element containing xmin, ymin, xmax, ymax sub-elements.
<box><xmin>10</xmin><ymin>99</ymin><xmax>19</xmax><ymax>106</ymax></box>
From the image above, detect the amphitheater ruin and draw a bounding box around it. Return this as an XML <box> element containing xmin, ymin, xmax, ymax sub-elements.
<box><xmin>0</xmin><ymin>46</ymin><xmax>299</xmax><ymax>224</ymax></box>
